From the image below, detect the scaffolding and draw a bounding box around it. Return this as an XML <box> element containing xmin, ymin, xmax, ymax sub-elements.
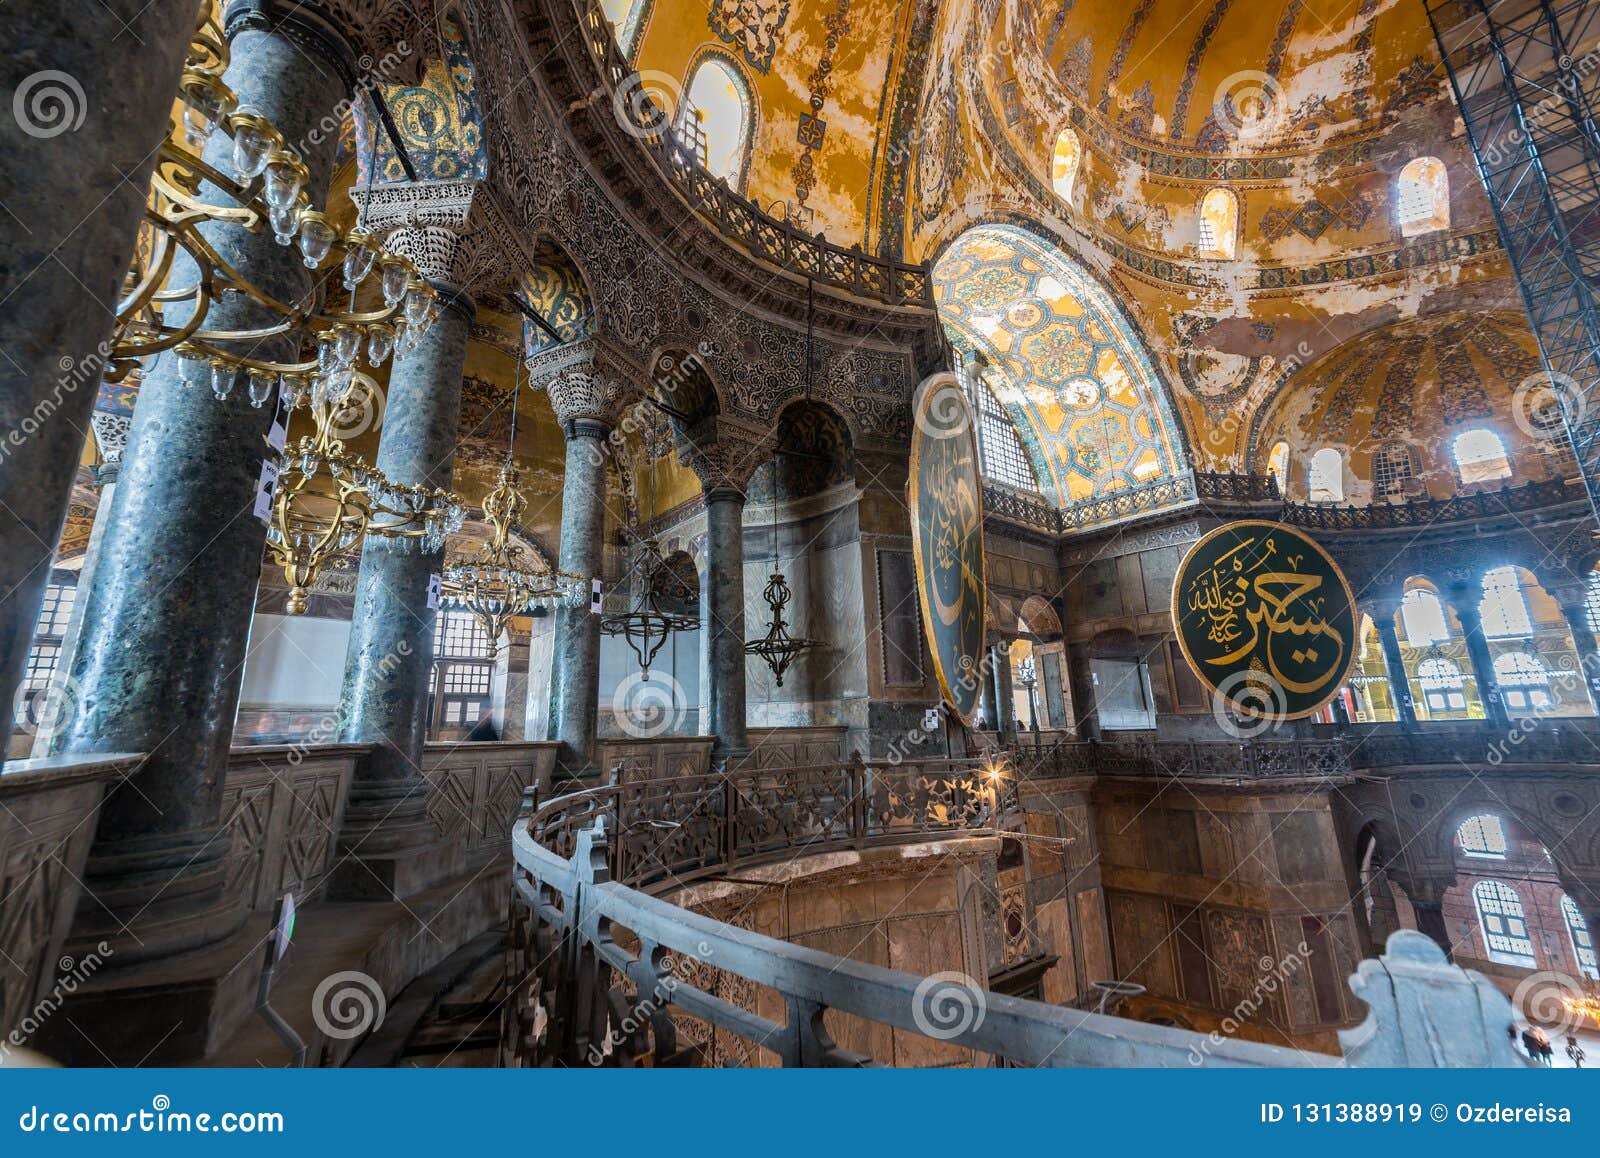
<box><xmin>1425</xmin><ymin>0</ymin><xmax>1600</xmax><ymax>526</ymax></box>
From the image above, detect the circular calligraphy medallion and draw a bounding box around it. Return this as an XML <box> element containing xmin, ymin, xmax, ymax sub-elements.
<box><xmin>909</xmin><ymin>373</ymin><xmax>987</xmax><ymax>726</ymax></box>
<box><xmin>1171</xmin><ymin>520</ymin><xmax>1357</xmax><ymax>720</ymax></box>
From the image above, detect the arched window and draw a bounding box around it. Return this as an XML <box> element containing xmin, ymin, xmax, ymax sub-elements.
<box><xmin>1481</xmin><ymin>566</ymin><xmax>1533</xmax><ymax>638</ymax></box>
<box><xmin>975</xmin><ymin>376</ymin><xmax>1041</xmax><ymax>493</ymax></box>
<box><xmin>1372</xmin><ymin>442</ymin><xmax>1416</xmax><ymax>499</ymax></box>
<box><xmin>1562</xmin><ymin>895</ymin><xmax>1599</xmax><ymax>980</ymax></box>
<box><xmin>681</xmin><ymin>56</ymin><xmax>752</xmax><ymax>188</ymax></box>
<box><xmin>1494</xmin><ymin>650</ymin><xmax>1550</xmax><ymax>710</ymax></box>
<box><xmin>1266</xmin><ymin>441</ymin><xmax>1289</xmax><ymax>495</ymax></box>
<box><xmin>600</xmin><ymin>0</ymin><xmax>647</xmax><ymax>58</ymax></box>
<box><xmin>1457</xmin><ymin>813</ymin><xmax>1508</xmax><ymax>859</ymax></box>
<box><xmin>1585</xmin><ymin>571</ymin><xmax>1600</xmax><ymax>635</ymax></box>
<box><xmin>1473</xmin><ymin>880</ymin><xmax>1537</xmax><ymax>968</ymax></box>
<box><xmin>1307</xmin><ymin>447</ymin><xmax>1343</xmax><ymax>503</ymax></box>
<box><xmin>1051</xmin><ymin>127</ymin><xmax>1082</xmax><ymax>201</ymax></box>
<box><xmin>1397</xmin><ymin>156</ymin><xmax>1450</xmax><ymax>237</ymax></box>
<box><xmin>1417</xmin><ymin>656</ymin><xmax>1467</xmax><ymax>712</ymax></box>
<box><xmin>1451</xmin><ymin>428</ymin><xmax>1511</xmax><ymax>485</ymax></box>
<box><xmin>1401</xmin><ymin>586</ymin><xmax>1450</xmax><ymax>646</ymax></box>
<box><xmin>1198</xmin><ymin>188</ymin><xmax>1238</xmax><ymax>259</ymax></box>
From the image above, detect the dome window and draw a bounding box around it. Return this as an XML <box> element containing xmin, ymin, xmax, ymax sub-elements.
<box><xmin>1397</xmin><ymin>157</ymin><xmax>1450</xmax><ymax>237</ymax></box>
<box><xmin>1198</xmin><ymin>188</ymin><xmax>1237</xmax><ymax>259</ymax></box>
<box><xmin>1051</xmin><ymin>127</ymin><xmax>1082</xmax><ymax>201</ymax></box>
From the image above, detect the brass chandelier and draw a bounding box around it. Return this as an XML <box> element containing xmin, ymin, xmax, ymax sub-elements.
<box><xmin>444</xmin><ymin>358</ymin><xmax>588</xmax><ymax>643</ymax></box>
<box><xmin>599</xmin><ymin>423</ymin><xmax>698</xmax><ymax>680</ymax></box>
<box><xmin>114</xmin><ymin>10</ymin><xmax>464</xmax><ymax>612</ymax></box>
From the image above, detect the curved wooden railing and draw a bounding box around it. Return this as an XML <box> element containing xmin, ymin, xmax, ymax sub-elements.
<box><xmin>503</xmin><ymin>758</ymin><xmax>1525</xmax><ymax>1068</ymax></box>
<box><xmin>568</xmin><ymin>0</ymin><xmax>932</xmax><ymax>308</ymax></box>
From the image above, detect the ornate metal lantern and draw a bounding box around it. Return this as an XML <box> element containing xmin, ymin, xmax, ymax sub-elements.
<box><xmin>744</xmin><ymin>568</ymin><xmax>819</xmax><ymax>688</ymax></box>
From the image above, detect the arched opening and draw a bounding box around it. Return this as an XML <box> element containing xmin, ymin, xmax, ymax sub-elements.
<box><xmin>1266</xmin><ymin>441</ymin><xmax>1289</xmax><ymax>495</ymax></box>
<box><xmin>520</xmin><ymin>238</ymin><xmax>597</xmax><ymax>352</ymax></box>
<box><xmin>1372</xmin><ymin>441</ymin><xmax>1417</xmax><ymax>499</ymax></box>
<box><xmin>1480</xmin><ymin>565</ymin><xmax>1533</xmax><ymax>639</ymax></box>
<box><xmin>1457</xmin><ymin>814</ymin><xmax>1508</xmax><ymax>859</ymax></box>
<box><xmin>1472</xmin><ymin>880</ymin><xmax>1537</xmax><ymax>969</ymax></box>
<box><xmin>1198</xmin><ymin>188</ymin><xmax>1237</xmax><ymax>259</ymax></box>
<box><xmin>969</xmin><ymin>361</ymin><xmax>1042</xmax><ymax>493</ymax></box>
<box><xmin>931</xmin><ymin>225</ymin><xmax>1186</xmax><ymax>518</ymax></box>
<box><xmin>1562</xmin><ymin>896</ymin><xmax>1599</xmax><ymax>980</ymax></box>
<box><xmin>680</xmin><ymin>54</ymin><xmax>753</xmax><ymax>188</ymax></box>
<box><xmin>1397</xmin><ymin>156</ymin><xmax>1450</xmax><ymax>237</ymax></box>
<box><xmin>1451</xmin><ymin>427</ymin><xmax>1512</xmax><ymax>484</ymax></box>
<box><xmin>1051</xmin><ymin>127</ymin><xmax>1082</xmax><ymax>201</ymax></box>
<box><xmin>745</xmin><ymin>401</ymin><xmax>856</xmax><ymax>728</ymax></box>
<box><xmin>1307</xmin><ymin>447</ymin><xmax>1344</xmax><ymax>503</ymax></box>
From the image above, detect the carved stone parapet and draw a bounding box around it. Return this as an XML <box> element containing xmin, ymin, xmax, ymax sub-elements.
<box><xmin>676</xmin><ymin>416</ymin><xmax>774</xmax><ymax>495</ymax></box>
<box><xmin>526</xmin><ymin>336</ymin><xmax>642</xmax><ymax>428</ymax></box>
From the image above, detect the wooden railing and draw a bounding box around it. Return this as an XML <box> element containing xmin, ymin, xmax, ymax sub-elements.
<box><xmin>504</xmin><ymin>758</ymin><xmax>1527</xmax><ymax>1067</ymax></box>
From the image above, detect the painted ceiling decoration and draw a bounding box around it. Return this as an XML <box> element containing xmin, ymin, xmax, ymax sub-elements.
<box><xmin>354</xmin><ymin>16</ymin><xmax>487</xmax><ymax>183</ymax></box>
<box><xmin>933</xmin><ymin>225</ymin><xmax>1186</xmax><ymax>511</ymax></box>
<box><xmin>1250</xmin><ymin>312</ymin><xmax>1562</xmax><ymax>497</ymax></box>
<box><xmin>710</xmin><ymin>0</ymin><xmax>794</xmax><ymax>73</ymax></box>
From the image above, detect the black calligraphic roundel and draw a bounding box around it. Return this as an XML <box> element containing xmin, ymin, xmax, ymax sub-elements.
<box><xmin>909</xmin><ymin>375</ymin><xmax>987</xmax><ymax>726</ymax></box>
<box><xmin>1172</xmin><ymin>520</ymin><xmax>1357</xmax><ymax>720</ymax></box>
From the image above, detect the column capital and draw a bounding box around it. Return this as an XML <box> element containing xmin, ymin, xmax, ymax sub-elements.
<box><xmin>353</xmin><ymin>180</ymin><xmax>521</xmax><ymax>301</ymax></box>
<box><xmin>526</xmin><ymin>336</ymin><xmax>642</xmax><ymax>427</ymax></box>
<box><xmin>677</xmin><ymin>416</ymin><xmax>774</xmax><ymax>494</ymax></box>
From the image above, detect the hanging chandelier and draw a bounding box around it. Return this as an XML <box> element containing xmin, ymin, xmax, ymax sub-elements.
<box><xmin>113</xmin><ymin>9</ymin><xmax>440</xmax><ymax>390</ymax></box>
<box><xmin>267</xmin><ymin>371</ymin><xmax>465</xmax><ymax>614</ymax></box>
<box><xmin>599</xmin><ymin>424</ymin><xmax>699</xmax><ymax>680</ymax></box>
<box><xmin>118</xmin><ymin>10</ymin><xmax>463</xmax><ymax>613</ymax></box>
<box><xmin>744</xmin><ymin>281</ymin><xmax>820</xmax><ymax>686</ymax></box>
<box><xmin>444</xmin><ymin>359</ymin><xmax>589</xmax><ymax>642</ymax></box>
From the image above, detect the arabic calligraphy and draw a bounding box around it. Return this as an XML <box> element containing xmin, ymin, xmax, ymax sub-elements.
<box><xmin>910</xmin><ymin>375</ymin><xmax>987</xmax><ymax>725</ymax></box>
<box><xmin>1173</xmin><ymin>521</ymin><xmax>1356</xmax><ymax>719</ymax></box>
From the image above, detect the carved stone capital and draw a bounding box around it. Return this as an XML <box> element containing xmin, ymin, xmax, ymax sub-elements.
<box><xmin>353</xmin><ymin>181</ymin><xmax>526</xmax><ymax>303</ymax></box>
<box><xmin>526</xmin><ymin>336</ymin><xmax>642</xmax><ymax>428</ymax></box>
<box><xmin>676</xmin><ymin>416</ymin><xmax>774</xmax><ymax>495</ymax></box>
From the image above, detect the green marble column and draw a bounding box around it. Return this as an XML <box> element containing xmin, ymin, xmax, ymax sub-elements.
<box><xmin>0</xmin><ymin>0</ymin><xmax>198</xmax><ymax>756</ymax></box>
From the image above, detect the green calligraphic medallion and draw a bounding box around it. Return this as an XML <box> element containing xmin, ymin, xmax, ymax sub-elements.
<box><xmin>909</xmin><ymin>375</ymin><xmax>987</xmax><ymax>726</ymax></box>
<box><xmin>1172</xmin><ymin>520</ymin><xmax>1357</xmax><ymax>720</ymax></box>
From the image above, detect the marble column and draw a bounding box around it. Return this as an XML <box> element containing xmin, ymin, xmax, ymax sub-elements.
<box><xmin>53</xmin><ymin>9</ymin><xmax>354</xmax><ymax>962</ymax></box>
<box><xmin>1450</xmin><ymin>593</ymin><xmax>1509</xmax><ymax>729</ymax></box>
<box><xmin>680</xmin><ymin>418</ymin><xmax>772</xmax><ymax>763</ymax></box>
<box><xmin>1370</xmin><ymin>607</ymin><xmax>1419</xmax><ymax>730</ymax></box>
<box><xmin>1554</xmin><ymin>597</ymin><xmax>1600</xmax><ymax>715</ymax></box>
<box><xmin>977</xmin><ymin>656</ymin><xmax>998</xmax><ymax>731</ymax></box>
<box><xmin>0</xmin><ymin>0</ymin><xmax>198</xmax><ymax>755</ymax></box>
<box><xmin>527</xmin><ymin>338</ymin><xmax>637</xmax><ymax>779</ymax></box>
<box><xmin>333</xmin><ymin>261</ymin><xmax>474</xmax><ymax>898</ymax></box>
<box><xmin>496</xmin><ymin>627</ymin><xmax>531</xmax><ymax>741</ymax></box>
<box><xmin>991</xmin><ymin>639</ymin><xmax>1018</xmax><ymax>742</ymax></box>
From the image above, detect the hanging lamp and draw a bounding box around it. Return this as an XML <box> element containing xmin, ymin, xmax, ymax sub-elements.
<box><xmin>745</xmin><ymin>280</ymin><xmax>821</xmax><ymax>686</ymax></box>
<box><xmin>599</xmin><ymin>419</ymin><xmax>700</xmax><ymax>680</ymax></box>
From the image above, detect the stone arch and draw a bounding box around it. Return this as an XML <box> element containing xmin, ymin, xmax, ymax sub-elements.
<box><xmin>748</xmin><ymin>398</ymin><xmax>855</xmax><ymax>505</ymax></box>
<box><xmin>519</xmin><ymin>235</ymin><xmax>598</xmax><ymax>352</ymax></box>
<box><xmin>1017</xmin><ymin>594</ymin><xmax>1062</xmax><ymax>642</ymax></box>
<box><xmin>930</xmin><ymin>221</ymin><xmax>1191</xmax><ymax>513</ymax></box>
<box><xmin>352</xmin><ymin>12</ymin><xmax>488</xmax><ymax>184</ymax></box>
<box><xmin>678</xmin><ymin>43</ymin><xmax>759</xmax><ymax>190</ymax></box>
<box><xmin>649</xmin><ymin>344</ymin><xmax>723</xmax><ymax>425</ymax></box>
